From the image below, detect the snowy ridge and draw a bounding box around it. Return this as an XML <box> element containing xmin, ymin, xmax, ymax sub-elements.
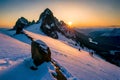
<box><xmin>24</xmin><ymin>30</ymin><xmax>120</xmax><ymax>80</ymax></box>
<box><xmin>25</xmin><ymin>21</ymin><xmax>44</xmax><ymax>35</ymax></box>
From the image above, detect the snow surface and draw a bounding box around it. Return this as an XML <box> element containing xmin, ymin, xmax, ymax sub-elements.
<box><xmin>0</xmin><ymin>29</ymin><xmax>31</xmax><ymax>44</ymax></box>
<box><xmin>24</xmin><ymin>30</ymin><xmax>120</xmax><ymax>80</ymax></box>
<box><xmin>0</xmin><ymin>26</ymin><xmax>120</xmax><ymax>80</ymax></box>
<box><xmin>0</xmin><ymin>31</ymin><xmax>76</xmax><ymax>80</ymax></box>
<box><xmin>0</xmin><ymin>33</ymin><xmax>54</xmax><ymax>80</ymax></box>
<box><xmin>0</xmin><ymin>59</ymin><xmax>54</xmax><ymax>80</ymax></box>
<box><xmin>0</xmin><ymin>33</ymin><xmax>30</xmax><ymax>70</ymax></box>
<box><xmin>25</xmin><ymin>21</ymin><xmax>44</xmax><ymax>35</ymax></box>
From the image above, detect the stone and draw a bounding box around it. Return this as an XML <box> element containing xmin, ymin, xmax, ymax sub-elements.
<box><xmin>31</xmin><ymin>40</ymin><xmax>51</xmax><ymax>67</ymax></box>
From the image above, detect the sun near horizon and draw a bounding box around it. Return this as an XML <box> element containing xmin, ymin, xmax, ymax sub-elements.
<box><xmin>68</xmin><ymin>21</ymin><xmax>73</xmax><ymax>26</ymax></box>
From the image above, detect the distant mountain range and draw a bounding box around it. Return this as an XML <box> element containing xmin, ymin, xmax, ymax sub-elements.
<box><xmin>88</xmin><ymin>28</ymin><xmax>120</xmax><ymax>50</ymax></box>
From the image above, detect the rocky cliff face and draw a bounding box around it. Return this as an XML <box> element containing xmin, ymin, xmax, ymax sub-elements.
<box><xmin>38</xmin><ymin>8</ymin><xmax>58</xmax><ymax>39</ymax></box>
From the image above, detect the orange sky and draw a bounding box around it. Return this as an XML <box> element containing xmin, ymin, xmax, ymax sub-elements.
<box><xmin>0</xmin><ymin>0</ymin><xmax>120</xmax><ymax>28</ymax></box>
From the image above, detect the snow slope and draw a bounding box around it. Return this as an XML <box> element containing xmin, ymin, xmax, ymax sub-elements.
<box><xmin>0</xmin><ymin>28</ymin><xmax>32</xmax><ymax>44</ymax></box>
<box><xmin>24</xmin><ymin>30</ymin><xmax>120</xmax><ymax>80</ymax></box>
<box><xmin>0</xmin><ymin>28</ymin><xmax>120</xmax><ymax>80</ymax></box>
<box><xmin>25</xmin><ymin>23</ymin><xmax>80</xmax><ymax>50</ymax></box>
<box><xmin>0</xmin><ymin>33</ymin><xmax>54</xmax><ymax>80</ymax></box>
<box><xmin>0</xmin><ymin>60</ymin><xmax>54</xmax><ymax>80</ymax></box>
<box><xmin>0</xmin><ymin>33</ymin><xmax>30</xmax><ymax>70</ymax></box>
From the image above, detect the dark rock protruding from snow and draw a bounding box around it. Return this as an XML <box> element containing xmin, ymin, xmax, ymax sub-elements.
<box><xmin>13</xmin><ymin>17</ymin><xmax>29</xmax><ymax>30</ymax></box>
<box><xmin>16</xmin><ymin>25</ymin><xmax>23</xmax><ymax>34</ymax></box>
<box><xmin>31</xmin><ymin>40</ymin><xmax>51</xmax><ymax>66</ymax></box>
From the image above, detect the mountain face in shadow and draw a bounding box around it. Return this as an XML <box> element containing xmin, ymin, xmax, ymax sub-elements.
<box><xmin>37</xmin><ymin>8</ymin><xmax>75</xmax><ymax>39</ymax></box>
<box><xmin>13</xmin><ymin>17</ymin><xmax>35</xmax><ymax>30</ymax></box>
<box><xmin>37</xmin><ymin>8</ymin><xmax>58</xmax><ymax>39</ymax></box>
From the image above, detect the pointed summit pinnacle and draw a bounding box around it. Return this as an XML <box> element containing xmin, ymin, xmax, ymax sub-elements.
<box><xmin>44</xmin><ymin>8</ymin><xmax>53</xmax><ymax>15</ymax></box>
<box><xmin>38</xmin><ymin>8</ymin><xmax>54</xmax><ymax>22</ymax></box>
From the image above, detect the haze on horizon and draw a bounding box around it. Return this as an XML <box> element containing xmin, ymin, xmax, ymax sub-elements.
<box><xmin>0</xmin><ymin>0</ymin><xmax>120</xmax><ymax>28</ymax></box>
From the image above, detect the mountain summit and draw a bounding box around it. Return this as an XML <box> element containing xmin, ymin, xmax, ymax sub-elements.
<box><xmin>38</xmin><ymin>8</ymin><xmax>58</xmax><ymax>38</ymax></box>
<box><xmin>38</xmin><ymin>8</ymin><xmax>75</xmax><ymax>39</ymax></box>
<box><xmin>13</xmin><ymin>17</ymin><xmax>29</xmax><ymax>30</ymax></box>
<box><xmin>38</xmin><ymin>8</ymin><xmax>54</xmax><ymax>22</ymax></box>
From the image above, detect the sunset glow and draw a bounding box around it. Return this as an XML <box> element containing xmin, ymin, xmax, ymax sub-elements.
<box><xmin>0</xmin><ymin>0</ymin><xmax>120</xmax><ymax>28</ymax></box>
<box><xmin>68</xmin><ymin>21</ymin><xmax>72</xmax><ymax>26</ymax></box>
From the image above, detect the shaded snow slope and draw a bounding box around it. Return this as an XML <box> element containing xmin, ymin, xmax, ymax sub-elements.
<box><xmin>0</xmin><ymin>33</ymin><xmax>30</xmax><ymax>70</ymax></box>
<box><xmin>0</xmin><ymin>29</ymin><xmax>31</xmax><ymax>44</ymax></box>
<box><xmin>0</xmin><ymin>60</ymin><xmax>54</xmax><ymax>80</ymax></box>
<box><xmin>25</xmin><ymin>22</ymin><xmax>44</xmax><ymax>35</ymax></box>
<box><xmin>25</xmin><ymin>30</ymin><xmax>120</xmax><ymax>80</ymax></box>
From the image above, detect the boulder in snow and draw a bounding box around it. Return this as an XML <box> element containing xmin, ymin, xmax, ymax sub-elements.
<box><xmin>31</xmin><ymin>40</ymin><xmax>51</xmax><ymax>66</ymax></box>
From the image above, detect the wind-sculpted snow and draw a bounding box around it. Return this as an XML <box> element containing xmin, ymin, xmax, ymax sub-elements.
<box><xmin>25</xmin><ymin>30</ymin><xmax>120</xmax><ymax>80</ymax></box>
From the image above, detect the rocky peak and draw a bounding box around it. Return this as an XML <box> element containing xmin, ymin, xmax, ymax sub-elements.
<box><xmin>44</xmin><ymin>8</ymin><xmax>53</xmax><ymax>15</ymax></box>
<box><xmin>38</xmin><ymin>8</ymin><xmax>54</xmax><ymax>22</ymax></box>
<box><xmin>39</xmin><ymin>8</ymin><xmax>58</xmax><ymax>39</ymax></box>
<box><xmin>13</xmin><ymin>17</ymin><xmax>29</xmax><ymax>30</ymax></box>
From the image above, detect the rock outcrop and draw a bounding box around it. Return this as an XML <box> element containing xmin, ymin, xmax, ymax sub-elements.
<box><xmin>13</xmin><ymin>17</ymin><xmax>29</xmax><ymax>30</ymax></box>
<box><xmin>31</xmin><ymin>40</ymin><xmax>51</xmax><ymax>67</ymax></box>
<box><xmin>38</xmin><ymin>8</ymin><xmax>58</xmax><ymax>39</ymax></box>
